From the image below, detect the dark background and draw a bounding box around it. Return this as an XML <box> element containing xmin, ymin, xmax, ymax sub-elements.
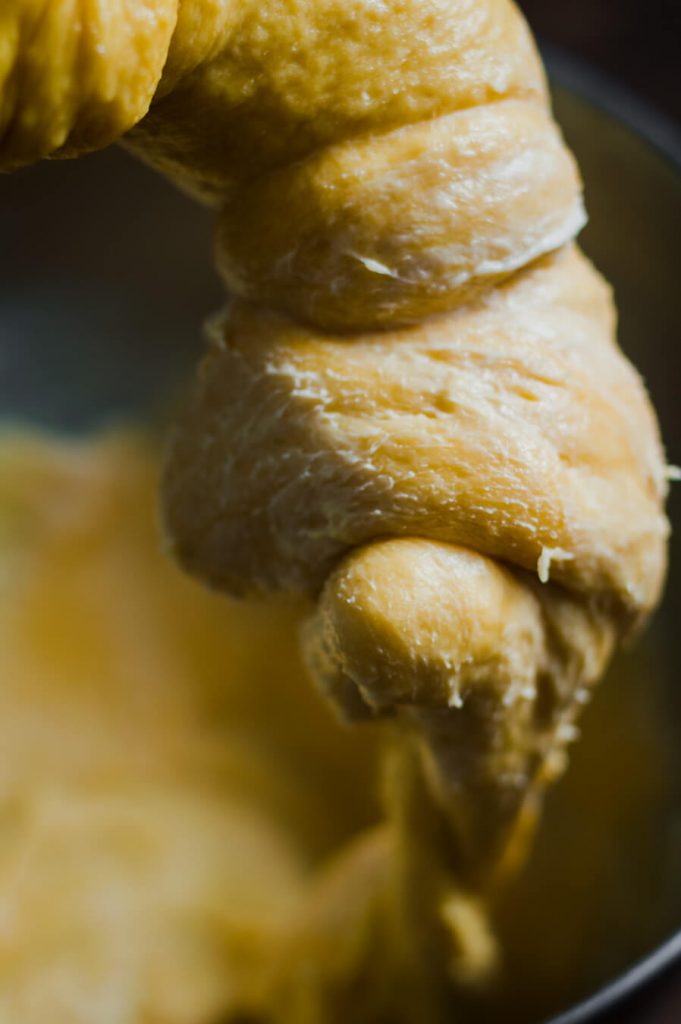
<box><xmin>520</xmin><ymin>0</ymin><xmax>681</xmax><ymax>124</ymax></box>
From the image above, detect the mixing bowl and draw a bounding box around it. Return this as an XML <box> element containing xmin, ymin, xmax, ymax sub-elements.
<box><xmin>0</xmin><ymin>54</ymin><xmax>679</xmax><ymax>1024</ymax></box>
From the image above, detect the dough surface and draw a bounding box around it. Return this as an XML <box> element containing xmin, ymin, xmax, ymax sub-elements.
<box><xmin>0</xmin><ymin>430</ymin><xmax>674</xmax><ymax>1024</ymax></box>
<box><xmin>0</xmin><ymin>0</ymin><xmax>671</xmax><ymax>1018</ymax></box>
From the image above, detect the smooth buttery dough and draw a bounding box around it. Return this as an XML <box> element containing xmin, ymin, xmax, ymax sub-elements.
<box><xmin>0</xmin><ymin>0</ymin><xmax>671</xmax><ymax>1020</ymax></box>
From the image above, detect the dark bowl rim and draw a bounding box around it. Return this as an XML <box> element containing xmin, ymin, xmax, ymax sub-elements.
<box><xmin>546</xmin><ymin>43</ymin><xmax>681</xmax><ymax>173</ymax></box>
<box><xmin>541</xmin><ymin>45</ymin><xmax>681</xmax><ymax>1024</ymax></box>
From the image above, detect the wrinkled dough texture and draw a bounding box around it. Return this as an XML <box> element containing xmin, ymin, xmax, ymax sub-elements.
<box><xmin>164</xmin><ymin>242</ymin><xmax>668</xmax><ymax>888</ymax></box>
<box><xmin>304</xmin><ymin>538</ymin><xmax>616</xmax><ymax>882</ymax></box>
<box><xmin>1</xmin><ymin>0</ymin><xmax>571</xmax><ymax>328</ymax></box>
<box><xmin>0</xmin><ymin>0</ymin><xmax>671</xmax><ymax>1015</ymax></box>
<box><xmin>216</xmin><ymin>100</ymin><xmax>585</xmax><ymax>330</ymax></box>
<box><xmin>164</xmin><ymin>246</ymin><xmax>667</xmax><ymax>625</ymax></box>
<box><xmin>129</xmin><ymin>0</ymin><xmax>547</xmax><ymax>198</ymax></box>
<box><xmin>0</xmin><ymin>0</ymin><xmax>177</xmax><ymax>168</ymax></box>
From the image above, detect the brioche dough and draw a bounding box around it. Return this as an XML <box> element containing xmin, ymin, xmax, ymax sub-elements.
<box><xmin>0</xmin><ymin>430</ymin><xmax>675</xmax><ymax>1024</ymax></box>
<box><xmin>0</xmin><ymin>0</ymin><xmax>671</xmax><ymax>1019</ymax></box>
<box><xmin>0</xmin><ymin>430</ymin><xmax>385</xmax><ymax>1023</ymax></box>
<box><xmin>164</xmin><ymin>246</ymin><xmax>666</xmax><ymax>616</ymax></box>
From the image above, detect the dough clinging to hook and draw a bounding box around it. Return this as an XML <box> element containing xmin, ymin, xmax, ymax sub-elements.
<box><xmin>0</xmin><ymin>0</ymin><xmax>671</xmax><ymax>1011</ymax></box>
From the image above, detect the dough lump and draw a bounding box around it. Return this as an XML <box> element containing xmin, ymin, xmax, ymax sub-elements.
<box><xmin>0</xmin><ymin>0</ymin><xmax>671</xmax><ymax>1016</ymax></box>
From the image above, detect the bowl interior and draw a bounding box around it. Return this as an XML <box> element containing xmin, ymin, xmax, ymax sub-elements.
<box><xmin>0</xmin><ymin>81</ymin><xmax>680</xmax><ymax>1024</ymax></box>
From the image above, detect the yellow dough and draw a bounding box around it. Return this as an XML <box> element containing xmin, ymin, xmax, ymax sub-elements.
<box><xmin>0</xmin><ymin>430</ymin><xmax>383</xmax><ymax>1023</ymax></box>
<box><xmin>0</xmin><ymin>0</ymin><xmax>671</xmax><ymax>1020</ymax></box>
<box><xmin>0</xmin><ymin>430</ymin><xmax>675</xmax><ymax>1024</ymax></box>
